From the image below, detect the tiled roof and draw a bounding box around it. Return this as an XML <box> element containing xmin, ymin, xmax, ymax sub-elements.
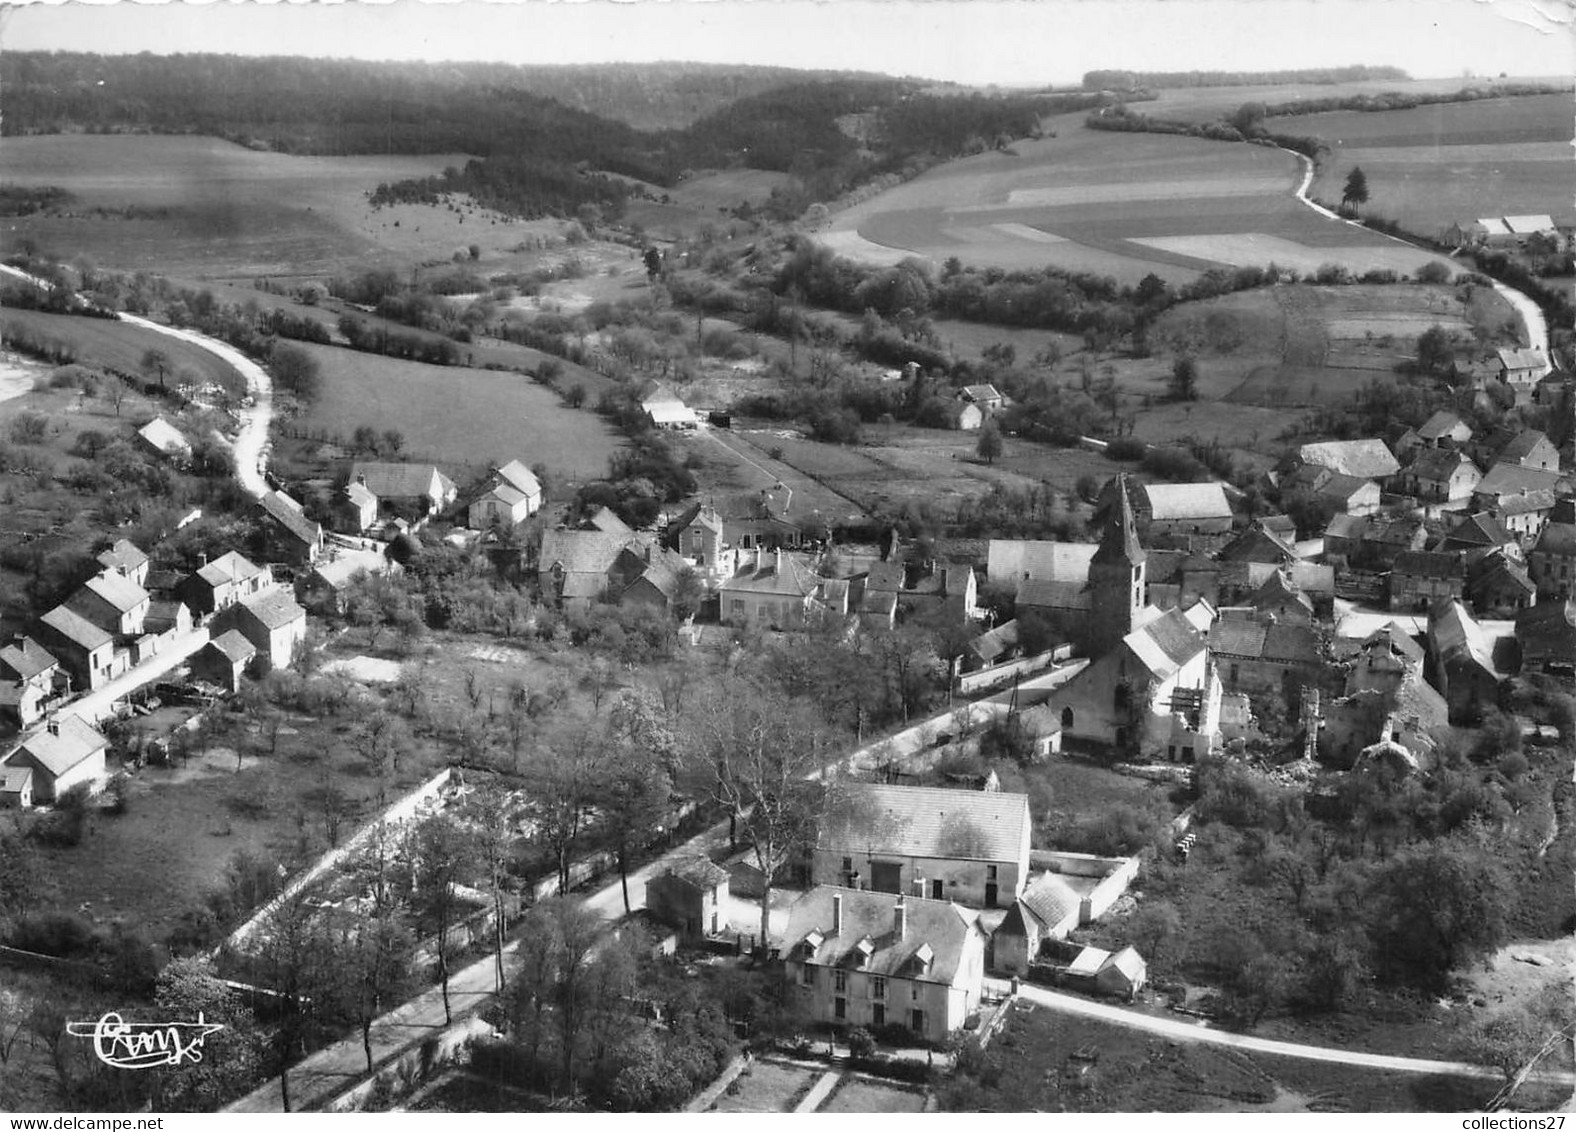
<box><xmin>1497</xmin><ymin>490</ymin><xmax>1558</xmax><ymax>517</ymax></box>
<box><xmin>1476</xmin><ymin>463</ymin><xmax>1560</xmax><ymax>498</ymax></box>
<box><xmin>1207</xmin><ymin>617</ymin><xmax>1267</xmax><ymax>659</ymax></box>
<box><xmin>1142</xmin><ymin>482</ymin><xmax>1232</xmax><ymax>521</ymax></box>
<box><xmin>1262</xmin><ymin>622</ymin><xmax>1322</xmax><ymax>664</ymax></box>
<box><xmin>137</xmin><ymin>416</ymin><xmax>190</xmax><ymax>454</ymax></box>
<box><xmin>820</xmin><ymin>784</ymin><xmax>1030</xmax><ymax>864</ymax></box>
<box><xmin>1430</xmin><ymin>601</ymin><xmax>1495</xmax><ymax>671</ymax></box>
<box><xmin>1407</xmin><ymin>448</ymin><xmax>1476</xmax><ymax>482</ymax></box>
<box><xmin>96</xmin><ymin>539</ymin><xmax>148</xmax><ymax>573</ymax></box>
<box><xmin>0</xmin><ymin>637</ymin><xmax>57</xmax><ymax>681</ymax></box>
<box><xmin>1298</xmin><ymin>439</ymin><xmax>1399</xmax><ymax>479</ymax></box>
<box><xmin>1498</xmin><ymin>430</ymin><xmax>1554</xmax><ymax>464</ymax></box>
<box><xmin>1216</xmin><ymin>524</ymin><xmax>1297</xmax><ymax>564</ymax></box>
<box><xmin>1533</xmin><ymin>523</ymin><xmax>1576</xmax><ymax>556</ymax></box>
<box><xmin>960</xmin><ymin>383</ymin><xmax>1004</xmax><ymax>403</ymax></box>
<box><xmin>1317</xmin><ymin>472</ymin><xmax>1377</xmax><ymax>502</ymax></box>
<box><xmin>1468</xmin><ymin>553</ymin><xmax>1534</xmax><ymax>598</ymax></box>
<box><xmin>988</xmin><ymin>540</ymin><xmax>1098</xmax><ymax>582</ymax></box>
<box><xmin>349</xmin><ymin>462</ymin><xmax>451</xmax><ymax>501</ymax></box>
<box><xmin>208</xmin><ymin>629</ymin><xmax>258</xmax><ymax>664</ymax></box>
<box><xmin>587</xmin><ymin>507</ymin><xmax>633</xmax><ymax>535</ymax></box>
<box><xmin>1444</xmin><ymin>512</ymin><xmax>1514</xmax><ymax>549</ymax></box>
<box><xmin>41</xmin><ymin>605</ymin><xmax>112</xmax><ymax>650</ymax></box>
<box><xmin>1125</xmin><ymin>607</ymin><xmax>1205</xmax><ymax>677</ymax></box>
<box><xmin>239</xmin><ymin>589</ymin><xmax>305</xmax><ymax>631</ymax></box>
<box><xmin>80</xmin><ymin>569</ymin><xmax>150</xmax><ymax>614</ymax></box>
<box><xmin>1325</xmin><ymin>513</ymin><xmax>1367</xmax><ymax>541</ymax></box>
<box><xmin>9</xmin><ymin>716</ymin><xmax>107</xmax><ymax>778</ymax></box>
<box><xmin>1016</xmin><ymin>578</ymin><xmax>1089</xmax><ymax>611</ymax></box>
<box><xmin>494</xmin><ymin>460</ymin><xmax>542</xmax><ymax>498</ymax></box>
<box><xmin>1497</xmin><ymin>347</ymin><xmax>1547</xmax><ymax>371</ymax></box>
<box><xmin>779</xmin><ymin>886</ymin><xmax>980</xmax><ymax>986</ymax></box>
<box><xmin>1018</xmin><ymin>872</ymin><xmax>1082</xmax><ymax>931</ymax></box>
<box><xmin>664</xmin><ymin>856</ymin><xmax>730</xmax><ymax>889</ymax></box>
<box><xmin>1417</xmin><ymin>411</ymin><xmax>1468</xmax><ymax>441</ymax></box>
<box><xmin>1394</xmin><ymin>550</ymin><xmax>1465</xmax><ymax>580</ymax></box>
<box><xmin>541</xmin><ymin>529</ymin><xmax>635</xmax><ymax>576</ymax></box>
<box><xmin>197</xmin><ymin>551</ymin><xmax>265</xmax><ymax>588</ymax></box>
<box><xmin>970</xmin><ymin>620</ymin><xmax>1021</xmax><ymax>664</ymax></box>
<box><xmin>1516</xmin><ymin>599</ymin><xmax>1576</xmax><ymax>665</ymax></box>
<box><xmin>719</xmin><ymin>552</ymin><xmax>820</xmax><ymax>599</ymax></box>
<box><xmin>258</xmin><ymin>490</ymin><xmax>322</xmax><ymax>548</ymax></box>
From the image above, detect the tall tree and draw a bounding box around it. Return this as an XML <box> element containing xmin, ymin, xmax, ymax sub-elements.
<box><xmin>976</xmin><ymin>419</ymin><xmax>1003</xmax><ymax>464</ymax></box>
<box><xmin>1342</xmin><ymin>166</ymin><xmax>1370</xmax><ymax>211</ymax></box>
<box><xmin>140</xmin><ymin>348</ymin><xmax>169</xmax><ymax>391</ymax></box>
<box><xmin>404</xmin><ymin>813</ymin><xmax>476</xmax><ymax>1024</ymax></box>
<box><xmin>1169</xmin><ymin>355</ymin><xmax>1199</xmax><ymax>401</ymax></box>
<box><xmin>253</xmin><ymin>891</ymin><xmax>335</xmax><ymax>1112</ymax></box>
<box><xmin>685</xmin><ymin>677</ymin><xmax>835</xmax><ymax>945</ymax></box>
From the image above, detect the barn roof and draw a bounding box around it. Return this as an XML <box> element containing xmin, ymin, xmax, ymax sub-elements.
<box><xmin>818</xmin><ymin>784</ymin><xmax>1030</xmax><ymax>864</ymax></box>
<box><xmin>1141</xmin><ymin>482</ymin><xmax>1233</xmax><ymax>521</ymax></box>
<box><xmin>1298</xmin><ymin>438</ymin><xmax>1399</xmax><ymax>479</ymax></box>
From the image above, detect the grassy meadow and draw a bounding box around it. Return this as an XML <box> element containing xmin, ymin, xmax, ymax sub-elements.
<box><xmin>292</xmin><ymin>340</ymin><xmax>626</xmax><ymax>482</ymax></box>
<box><xmin>0</xmin><ymin>307</ymin><xmax>249</xmax><ymax>395</ymax></box>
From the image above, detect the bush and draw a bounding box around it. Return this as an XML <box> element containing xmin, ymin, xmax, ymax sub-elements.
<box><xmin>846</xmin><ymin>1026</ymin><xmax>877</xmax><ymax>1062</ymax></box>
<box><xmin>7</xmin><ymin>910</ymin><xmax>96</xmax><ymax>957</ymax></box>
<box><xmin>1416</xmin><ymin>261</ymin><xmax>1453</xmax><ymax>285</ymax></box>
<box><xmin>1104</xmin><ymin>438</ymin><xmax>1145</xmax><ymax>462</ymax></box>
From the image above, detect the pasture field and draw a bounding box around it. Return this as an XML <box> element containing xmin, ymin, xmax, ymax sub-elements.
<box><xmin>706</xmin><ymin>1059</ymin><xmax>822</xmax><ymax>1113</ymax></box>
<box><xmin>679</xmin><ymin>427</ymin><xmax>870</xmax><ymax>527</ymax></box>
<box><xmin>822</xmin><ymin>119</ymin><xmax>1456</xmax><ymax>284</ymax></box>
<box><xmin>293</xmin><ymin>341</ymin><xmax>626</xmax><ymax>482</ymax></box>
<box><xmin>668</xmin><ymin>168</ymin><xmax>794</xmax><ymax>212</ymax></box>
<box><xmin>0</xmin><ymin>134</ymin><xmax>517</xmax><ymax>276</ymax></box>
<box><xmin>1299</xmin><ymin>94</ymin><xmax>1575</xmax><ymax>234</ymax></box>
<box><xmin>0</xmin><ymin>307</ymin><xmax>248</xmax><ymax>394</ymax></box>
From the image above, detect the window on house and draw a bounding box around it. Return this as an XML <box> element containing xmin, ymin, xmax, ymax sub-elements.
<box><xmin>834</xmin><ymin>970</ymin><xmax>847</xmax><ymax>992</ymax></box>
<box><xmin>986</xmin><ymin>865</ymin><xmax>998</xmax><ymax>881</ymax></box>
<box><xmin>1061</xmin><ymin>707</ymin><xmax>1074</xmax><ymax>729</ymax></box>
<box><xmin>872</xmin><ymin>1004</ymin><xmax>885</xmax><ymax>1028</ymax></box>
<box><xmin>834</xmin><ymin>997</ymin><xmax>846</xmax><ymax>1021</ymax></box>
<box><xmin>841</xmin><ymin>856</ymin><xmax>853</xmax><ymax>873</ymax></box>
<box><xmin>801</xmin><ymin>966</ymin><xmax>815</xmax><ymax>987</ymax></box>
<box><xmin>872</xmin><ymin>977</ymin><xmax>886</xmax><ymax>1000</ymax></box>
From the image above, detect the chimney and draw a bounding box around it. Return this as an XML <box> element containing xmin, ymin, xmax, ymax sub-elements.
<box><xmin>356</xmin><ymin>473</ymin><xmax>367</xmax><ymax>486</ymax></box>
<box><xmin>775</xmin><ymin>548</ymin><xmax>784</xmax><ymax>576</ymax></box>
<box><xmin>831</xmin><ymin>893</ymin><xmax>842</xmax><ymax>936</ymax></box>
<box><xmin>197</xmin><ymin>552</ymin><xmax>208</xmax><ymax>568</ymax></box>
<box><xmin>894</xmin><ymin>894</ymin><xmax>907</xmax><ymax>941</ymax></box>
<box><xmin>47</xmin><ymin>719</ymin><xmax>60</xmax><ymax>736</ymax></box>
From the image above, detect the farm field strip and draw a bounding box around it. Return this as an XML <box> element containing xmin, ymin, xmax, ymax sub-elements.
<box><xmin>1128</xmin><ymin>233</ymin><xmax>1446</xmax><ymax>276</ymax></box>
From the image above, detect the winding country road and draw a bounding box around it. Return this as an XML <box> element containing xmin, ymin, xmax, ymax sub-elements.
<box><xmin>1288</xmin><ymin>151</ymin><xmax>1551</xmax><ymax>367</ymax></box>
<box><xmin>0</xmin><ymin>263</ymin><xmax>274</xmax><ymax>497</ymax></box>
<box><xmin>1006</xmin><ymin>981</ymin><xmax>1575</xmax><ymax>1086</ymax></box>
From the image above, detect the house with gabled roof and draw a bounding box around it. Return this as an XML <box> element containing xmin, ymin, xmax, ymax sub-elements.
<box><xmin>1207</xmin><ymin>609</ymin><xmax>1323</xmax><ymax>700</ymax></box>
<box><xmin>257</xmin><ymin>489</ymin><xmax>324</xmax><ymax>566</ymax></box>
<box><xmin>991</xmin><ymin>871</ymin><xmax>1083</xmax><ymax>976</ymax></box>
<box><xmin>3</xmin><ymin>715</ymin><xmax>109</xmax><ymax>803</ymax></box>
<box><xmin>1517</xmin><ymin>598</ymin><xmax>1576</xmax><ymax>677</ymax></box>
<box><xmin>1390</xmin><ymin>549</ymin><xmax>1467</xmax><ymax>612</ymax></box>
<box><xmin>179</xmin><ymin>551</ymin><xmax>272</xmax><ymax>617</ymax></box>
<box><xmin>538</xmin><ymin>527</ymin><xmax>642</xmax><ymax>610</ymax></box>
<box><xmin>219</xmin><ymin>589</ymin><xmax>307</xmax><ymax>672</ymax></box>
<box><xmin>1129</xmin><ymin>481</ymin><xmax>1235</xmax><ymax>542</ymax></box>
<box><xmin>642</xmin><ymin>384</ymin><xmax>701</xmax><ymax>430</ymax></box>
<box><xmin>136</xmin><ymin>416</ymin><xmax>192</xmax><ymax>463</ymax></box>
<box><xmin>1416</xmin><ymin>410</ymin><xmax>1473</xmax><ymax>449</ymax></box>
<box><xmin>95</xmin><ymin>539</ymin><xmax>150</xmax><ymax>587</ymax></box>
<box><xmin>1428</xmin><ymin>600</ymin><xmax>1501</xmax><ymax>724</ymax></box>
<box><xmin>1440</xmin><ymin>512</ymin><xmax>1521</xmax><ymax>560</ymax></box>
<box><xmin>1497</xmin><ymin>430</ymin><xmax>1560</xmax><ymax>473</ymax></box>
<box><xmin>718</xmin><ymin>548</ymin><xmax>824</xmax><ymax>629</ymax></box>
<box><xmin>814</xmin><ymin>784</ymin><xmax>1032</xmax><ymax>908</ymax></box>
<box><xmin>337</xmin><ymin>478</ymin><xmax>380</xmax><ymax>534</ymax></box>
<box><xmin>1467</xmin><ymin>550</ymin><xmax>1536</xmax><ymax>618</ymax></box>
<box><xmin>191</xmin><ymin>629</ymin><xmax>258</xmax><ymax>694</ymax></box>
<box><xmin>646</xmin><ymin>856</ymin><xmax>731</xmax><ymax>939</ymax></box>
<box><xmin>36</xmin><ymin>605</ymin><xmax>118</xmax><ymax>691</ymax></box>
<box><xmin>348</xmin><ymin>462</ymin><xmax>457</xmax><ymax>518</ymax></box>
<box><xmin>1497</xmin><ymin>347</ymin><xmax>1549</xmax><ymax>403</ymax></box>
<box><xmin>67</xmin><ymin>569</ymin><xmax>151</xmax><ymax>638</ymax></box>
<box><xmin>1529</xmin><ymin>522</ymin><xmax>1576</xmax><ymax>600</ymax></box>
<box><xmin>1217</xmin><ymin>521</ymin><xmax>1298</xmax><ymax>565</ymax></box>
<box><xmin>957</xmin><ymin>383</ymin><xmax>1005</xmax><ymax>411</ymax></box>
<box><xmin>468</xmin><ymin>459</ymin><xmax>543</xmax><ymax>530</ymax></box>
<box><xmin>1401</xmin><ymin>448</ymin><xmax>1482</xmax><ymax>504</ymax></box>
<box><xmin>776</xmin><ymin>887</ymin><xmax>988</xmax><ymax>1043</ymax></box>
<box><xmin>1472</xmin><ymin>462</ymin><xmax>1561</xmax><ymax>509</ymax></box>
<box><xmin>0</xmin><ymin>637</ymin><xmax>61</xmax><ymax>728</ymax></box>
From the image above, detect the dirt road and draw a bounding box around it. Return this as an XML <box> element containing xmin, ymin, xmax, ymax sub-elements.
<box><xmin>1006</xmin><ymin>981</ymin><xmax>1573</xmax><ymax>1084</ymax></box>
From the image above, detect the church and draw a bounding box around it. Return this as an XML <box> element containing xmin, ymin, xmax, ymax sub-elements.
<box><xmin>1040</xmin><ymin>478</ymin><xmax>1223</xmax><ymax>762</ymax></box>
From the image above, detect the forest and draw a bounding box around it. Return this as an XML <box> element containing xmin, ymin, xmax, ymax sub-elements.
<box><xmin>1080</xmin><ymin>65</ymin><xmax>1409</xmax><ymax>90</ymax></box>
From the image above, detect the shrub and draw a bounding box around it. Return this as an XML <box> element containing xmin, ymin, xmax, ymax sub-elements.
<box><xmin>1416</xmin><ymin>261</ymin><xmax>1453</xmax><ymax>285</ymax></box>
<box><xmin>8</xmin><ymin>410</ymin><xmax>48</xmax><ymax>444</ymax></box>
<box><xmin>846</xmin><ymin>1026</ymin><xmax>877</xmax><ymax>1062</ymax></box>
<box><xmin>1104</xmin><ymin>438</ymin><xmax>1145</xmax><ymax>462</ymax></box>
<box><xmin>7</xmin><ymin>910</ymin><xmax>96</xmax><ymax>957</ymax></box>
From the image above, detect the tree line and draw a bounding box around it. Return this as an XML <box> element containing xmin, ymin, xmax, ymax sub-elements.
<box><xmin>1080</xmin><ymin>65</ymin><xmax>1409</xmax><ymax>90</ymax></box>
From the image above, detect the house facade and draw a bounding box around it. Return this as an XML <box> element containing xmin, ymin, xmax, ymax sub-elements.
<box><xmin>1529</xmin><ymin>523</ymin><xmax>1576</xmax><ymax>599</ymax></box>
<box><xmin>220</xmin><ymin>590</ymin><xmax>307</xmax><ymax>672</ymax></box>
<box><xmin>778</xmin><ymin>888</ymin><xmax>988</xmax><ymax>1044</ymax></box>
<box><xmin>3</xmin><ymin>716</ymin><xmax>109</xmax><ymax>803</ymax></box>
<box><xmin>1390</xmin><ymin>550</ymin><xmax>1467</xmax><ymax>611</ymax></box>
<box><xmin>718</xmin><ymin>549</ymin><xmax>822</xmax><ymax>629</ymax></box>
<box><xmin>646</xmin><ymin>857</ymin><xmax>730</xmax><ymax>939</ymax></box>
<box><xmin>180</xmin><ymin>551</ymin><xmax>272</xmax><ymax>617</ymax></box>
<box><xmin>0</xmin><ymin>638</ymin><xmax>62</xmax><ymax>729</ymax></box>
<box><xmin>37</xmin><ymin>605</ymin><xmax>119</xmax><ymax>692</ymax></box>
